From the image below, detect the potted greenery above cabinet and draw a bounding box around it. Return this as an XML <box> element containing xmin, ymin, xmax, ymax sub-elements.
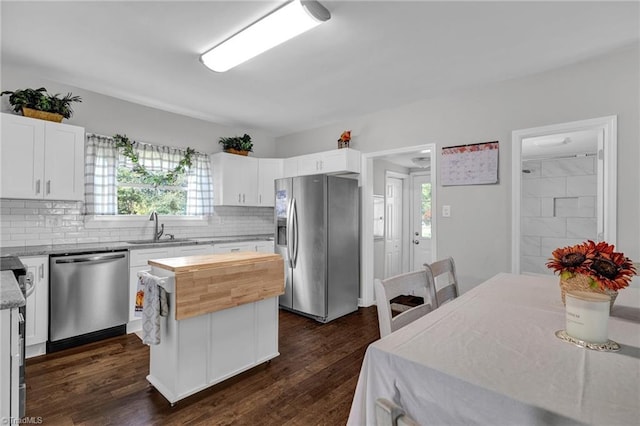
<box><xmin>1</xmin><ymin>87</ymin><xmax>82</xmax><ymax>123</ymax></box>
<box><xmin>218</xmin><ymin>134</ymin><xmax>253</xmax><ymax>156</ymax></box>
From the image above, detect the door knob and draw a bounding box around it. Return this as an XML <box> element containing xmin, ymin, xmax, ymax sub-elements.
<box><xmin>413</xmin><ymin>240</ymin><xmax>420</xmax><ymax>245</ymax></box>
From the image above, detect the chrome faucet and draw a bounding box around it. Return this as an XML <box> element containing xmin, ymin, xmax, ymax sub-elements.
<box><xmin>149</xmin><ymin>211</ymin><xmax>164</xmax><ymax>241</ymax></box>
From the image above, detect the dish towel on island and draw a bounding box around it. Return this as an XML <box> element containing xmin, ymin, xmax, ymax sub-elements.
<box><xmin>137</xmin><ymin>271</ymin><xmax>169</xmax><ymax>345</ymax></box>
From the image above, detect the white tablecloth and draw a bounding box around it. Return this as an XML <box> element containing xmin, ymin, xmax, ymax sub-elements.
<box><xmin>348</xmin><ymin>273</ymin><xmax>640</xmax><ymax>425</ymax></box>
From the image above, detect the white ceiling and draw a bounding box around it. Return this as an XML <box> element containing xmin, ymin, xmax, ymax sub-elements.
<box><xmin>2</xmin><ymin>1</ymin><xmax>638</xmax><ymax>137</ymax></box>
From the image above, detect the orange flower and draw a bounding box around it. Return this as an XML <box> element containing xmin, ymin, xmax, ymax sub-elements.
<box><xmin>338</xmin><ymin>130</ymin><xmax>351</xmax><ymax>142</ymax></box>
<box><xmin>547</xmin><ymin>240</ymin><xmax>636</xmax><ymax>291</ymax></box>
<box><xmin>588</xmin><ymin>251</ymin><xmax>636</xmax><ymax>291</ymax></box>
<box><xmin>546</xmin><ymin>241</ymin><xmax>592</xmax><ymax>275</ymax></box>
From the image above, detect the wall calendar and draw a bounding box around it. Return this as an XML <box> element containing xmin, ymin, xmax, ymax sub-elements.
<box><xmin>440</xmin><ymin>141</ymin><xmax>499</xmax><ymax>186</ymax></box>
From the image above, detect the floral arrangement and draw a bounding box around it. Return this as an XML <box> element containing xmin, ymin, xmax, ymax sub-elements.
<box><xmin>547</xmin><ymin>240</ymin><xmax>636</xmax><ymax>291</ymax></box>
<box><xmin>338</xmin><ymin>130</ymin><xmax>351</xmax><ymax>148</ymax></box>
<box><xmin>338</xmin><ymin>130</ymin><xmax>351</xmax><ymax>143</ymax></box>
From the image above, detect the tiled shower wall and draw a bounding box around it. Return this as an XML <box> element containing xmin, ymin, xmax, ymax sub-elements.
<box><xmin>0</xmin><ymin>199</ymin><xmax>274</xmax><ymax>248</ymax></box>
<box><xmin>521</xmin><ymin>155</ymin><xmax>597</xmax><ymax>275</ymax></box>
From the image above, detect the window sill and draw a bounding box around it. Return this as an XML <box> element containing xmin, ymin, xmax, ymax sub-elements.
<box><xmin>84</xmin><ymin>215</ymin><xmax>209</xmax><ymax>228</ymax></box>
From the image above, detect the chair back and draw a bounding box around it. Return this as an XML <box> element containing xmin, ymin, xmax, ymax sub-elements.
<box><xmin>375</xmin><ymin>398</ymin><xmax>419</xmax><ymax>426</ymax></box>
<box><xmin>425</xmin><ymin>257</ymin><xmax>459</xmax><ymax>307</ymax></box>
<box><xmin>374</xmin><ymin>270</ymin><xmax>437</xmax><ymax>338</ymax></box>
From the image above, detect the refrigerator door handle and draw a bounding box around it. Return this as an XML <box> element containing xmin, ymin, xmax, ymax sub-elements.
<box><xmin>292</xmin><ymin>197</ymin><xmax>299</xmax><ymax>268</ymax></box>
<box><xmin>286</xmin><ymin>196</ymin><xmax>294</xmax><ymax>268</ymax></box>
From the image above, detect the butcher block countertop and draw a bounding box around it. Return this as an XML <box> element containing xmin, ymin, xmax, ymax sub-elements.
<box><xmin>149</xmin><ymin>252</ymin><xmax>284</xmax><ymax>320</ymax></box>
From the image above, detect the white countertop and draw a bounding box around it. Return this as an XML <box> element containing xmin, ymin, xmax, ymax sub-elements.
<box><xmin>0</xmin><ymin>234</ymin><xmax>273</xmax><ymax>257</ymax></box>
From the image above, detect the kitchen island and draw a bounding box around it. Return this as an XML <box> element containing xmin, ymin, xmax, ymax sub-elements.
<box><xmin>146</xmin><ymin>251</ymin><xmax>284</xmax><ymax>405</ymax></box>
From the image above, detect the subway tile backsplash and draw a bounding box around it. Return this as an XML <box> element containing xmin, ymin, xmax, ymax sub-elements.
<box><xmin>0</xmin><ymin>199</ymin><xmax>274</xmax><ymax>248</ymax></box>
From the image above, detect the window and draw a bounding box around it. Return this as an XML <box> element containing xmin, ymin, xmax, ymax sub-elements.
<box><xmin>420</xmin><ymin>182</ymin><xmax>432</xmax><ymax>238</ymax></box>
<box><xmin>85</xmin><ymin>133</ymin><xmax>213</xmax><ymax>216</ymax></box>
<box><xmin>116</xmin><ymin>166</ymin><xmax>187</xmax><ymax>215</ymax></box>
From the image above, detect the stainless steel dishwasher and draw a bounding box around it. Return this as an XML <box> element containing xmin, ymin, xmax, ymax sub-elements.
<box><xmin>49</xmin><ymin>250</ymin><xmax>129</xmax><ymax>352</ymax></box>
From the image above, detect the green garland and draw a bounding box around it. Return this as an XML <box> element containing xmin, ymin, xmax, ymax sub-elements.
<box><xmin>113</xmin><ymin>134</ymin><xmax>195</xmax><ymax>187</ymax></box>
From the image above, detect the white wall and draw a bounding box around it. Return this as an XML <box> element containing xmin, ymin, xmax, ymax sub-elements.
<box><xmin>275</xmin><ymin>44</ymin><xmax>640</xmax><ymax>292</ymax></box>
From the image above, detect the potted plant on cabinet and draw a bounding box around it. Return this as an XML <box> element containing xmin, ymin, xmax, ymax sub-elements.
<box><xmin>1</xmin><ymin>87</ymin><xmax>82</xmax><ymax>122</ymax></box>
<box><xmin>218</xmin><ymin>134</ymin><xmax>253</xmax><ymax>156</ymax></box>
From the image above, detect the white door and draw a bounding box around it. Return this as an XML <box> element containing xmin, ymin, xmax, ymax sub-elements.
<box><xmin>411</xmin><ymin>173</ymin><xmax>433</xmax><ymax>269</ymax></box>
<box><xmin>384</xmin><ymin>177</ymin><xmax>403</xmax><ymax>278</ymax></box>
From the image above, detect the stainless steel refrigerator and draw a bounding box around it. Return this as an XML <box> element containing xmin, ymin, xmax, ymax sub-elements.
<box><xmin>275</xmin><ymin>174</ymin><xmax>359</xmax><ymax>323</ymax></box>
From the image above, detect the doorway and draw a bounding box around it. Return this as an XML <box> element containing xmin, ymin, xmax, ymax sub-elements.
<box><xmin>384</xmin><ymin>174</ymin><xmax>405</xmax><ymax>278</ymax></box>
<box><xmin>410</xmin><ymin>172</ymin><xmax>433</xmax><ymax>270</ymax></box>
<box><xmin>360</xmin><ymin>144</ymin><xmax>437</xmax><ymax>307</ymax></box>
<box><xmin>511</xmin><ymin>116</ymin><xmax>617</xmax><ymax>274</ymax></box>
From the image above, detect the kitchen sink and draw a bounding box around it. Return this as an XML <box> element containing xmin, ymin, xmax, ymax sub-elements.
<box><xmin>125</xmin><ymin>238</ymin><xmax>193</xmax><ymax>244</ymax></box>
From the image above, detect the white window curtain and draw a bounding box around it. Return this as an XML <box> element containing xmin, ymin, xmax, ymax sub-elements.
<box><xmin>84</xmin><ymin>133</ymin><xmax>214</xmax><ymax>215</ymax></box>
<box><xmin>85</xmin><ymin>134</ymin><xmax>118</xmax><ymax>215</ymax></box>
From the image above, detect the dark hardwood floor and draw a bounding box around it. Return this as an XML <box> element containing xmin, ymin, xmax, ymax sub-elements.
<box><xmin>26</xmin><ymin>307</ymin><xmax>379</xmax><ymax>425</ymax></box>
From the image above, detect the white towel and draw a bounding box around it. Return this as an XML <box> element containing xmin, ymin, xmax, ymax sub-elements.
<box><xmin>138</xmin><ymin>272</ymin><xmax>165</xmax><ymax>345</ymax></box>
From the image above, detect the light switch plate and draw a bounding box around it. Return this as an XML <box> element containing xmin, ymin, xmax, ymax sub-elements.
<box><xmin>442</xmin><ymin>205</ymin><xmax>451</xmax><ymax>217</ymax></box>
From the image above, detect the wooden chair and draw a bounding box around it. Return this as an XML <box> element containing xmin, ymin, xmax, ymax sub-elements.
<box><xmin>425</xmin><ymin>257</ymin><xmax>459</xmax><ymax>307</ymax></box>
<box><xmin>375</xmin><ymin>398</ymin><xmax>419</xmax><ymax>426</ymax></box>
<box><xmin>374</xmin><ymin>270</ymin><xmax>437</xmax><ymax>338</ymax></box>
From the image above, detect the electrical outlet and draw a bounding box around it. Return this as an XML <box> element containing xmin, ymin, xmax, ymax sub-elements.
<box><xmin>442</xmin><ymin>205</ymin><xmax>451</xmax><ymax>217</ymax></box>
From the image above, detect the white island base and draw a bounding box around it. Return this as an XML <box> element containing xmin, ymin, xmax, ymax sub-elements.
<box><xmin>146</xmin><ymin>255</ymin><xmax>281</xmax><ymax>405</ymax></box>
<box><xmin>147</xmin><ymin>293</ymin><xmax>278</xmax><ymax>405</ymax></box>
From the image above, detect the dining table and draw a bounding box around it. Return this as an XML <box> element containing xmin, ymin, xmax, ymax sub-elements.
<box><xmin>347</xmin><ymin>273</ymin><xmax>640</xmax><ymax>425</ymax></box>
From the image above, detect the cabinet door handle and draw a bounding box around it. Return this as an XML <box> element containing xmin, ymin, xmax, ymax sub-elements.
<box><xmin>242</xmin><ymin>194</ymin><xmax>245</xmax><ymax>203</ymax></box>
<box><xmin>35</xmin><ymin>179</ymin><xmax>41</xmax><ymax>195</ymax></box>
<box><xmin>39</xmin><ymin>264</ymin><xmax>44</xmax><ymax>279</ymax></box>
<box><xmin>238</xmin><ymin>193</ymin><xmax>241</xmax><ymax>203</ymax></box>
<box><xmin>259</xmin><ymin>194</ymin><xmax>262</xmax><ymax>204</ymax></box>
<box><xmin>46</xmin><ymin>180</ymin><xmax>51</xmax><ymax>195</ymax></box>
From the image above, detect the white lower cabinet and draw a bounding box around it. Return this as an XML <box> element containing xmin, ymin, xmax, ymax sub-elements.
<box><xmin>20</xmin><ymin>256</ymin><xmax>48</xmax><ymax>358</ymax></box>
<box><xmin>0</xmin><ymin>308</ymin><xmax>20</xmax><ymax>419</ymax></box>
<box><xmin>147</xmin><ymin>294</ymin><xmax>278</xmax><ymax>404</ymax></box>
<box><xmin>128</xmin><ymin>244</ymin><xmax>214</xmax><ymax>333</ymax></box>
<box><xmin>213</xmin><ymin>240</ymin><xmax>274</xmax><ymax>254</ymax></box>
<box><xmin>173</xmin><ymin>245</ymin><xmax>214</xmax><ymax>257</ymax></box>
<box><xmin>212</xmin><ymin>242</ymin><xmax>254</xmax><ymax>253</ymax></box>
<box><xmin>255</xmin><ymin>240</ymin><xmax>275</xmax><ymax>253</ymax></box>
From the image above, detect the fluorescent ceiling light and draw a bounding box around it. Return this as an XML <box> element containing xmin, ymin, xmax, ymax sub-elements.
<box><xmin>533</xmin><ymin>136</ymin><xmax>570</xmax><ymax>147</ymax></box>
<box><xmin>200</xmin><ymin>0</ymin><xmax>330</xmax><ymax>72</ymax></box>
<box><xmin>411</xmin><ymin>157</ymin><xmax>431</xmax><ymax>168</ymax></box>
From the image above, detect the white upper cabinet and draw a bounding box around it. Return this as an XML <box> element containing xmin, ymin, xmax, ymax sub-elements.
<box><xmin>257</xmin><ymin>158</ymin><xmax>283</xmax><ymax>207</ymax></box>
<box><xmin>211</xmin><ymin>153</ymin><xmax>283</xmax><ymax>206</ymax></box>
<box><xmin>283</xmin><ymin>148</ymin><xmax>361</xmax><ymax>177</ymax></box>
<box><xmin>212</xmin><ymin>153</ymin><xmax>258</xmax><ymax>206</ymax></box>
<box><xmin>1</xmin><ymin>113</ymin><xmax>84</xmax><ymax>200</ymax></box>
